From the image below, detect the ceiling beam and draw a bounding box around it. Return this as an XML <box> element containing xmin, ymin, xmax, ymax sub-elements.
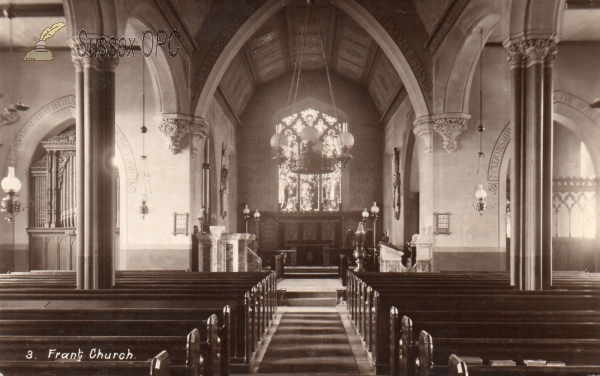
<box><xmin>280</xmin><ymin>6</ymin><xmax>293</xmax><ymax>73</ymax></box>
<box><xmin>566</xmin><ymin>0</ymin><xmax>600</xmax><ymax>8</ymax></box>
<box><xmin>241</xmin><ymin>44</ymin><xmax>262</xmax><ymax>87</ymax></box>
<box><xmin>378</xmin><ymin>86</ymin><xmax>407</xmax><ymax>128</ymax></box>
<box><xmin>329</xmin><ymin>7</ymin><xmax>341</xmax><ymax>72</ymax></box>
<box><xmin>215</xmin><ymin>87</ymin><xmax>242</xmax><ymax>130</ymax></box>
<box><xmin>3</xmin><ymin>3</ymin><xmax>64</xmax><ymax>18</ymax></box>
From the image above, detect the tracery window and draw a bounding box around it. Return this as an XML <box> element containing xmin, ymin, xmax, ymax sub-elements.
<box><xmin>277</xmin><ymin>108</ymin><xmax>343</xmax><ymax>213</ymax></box>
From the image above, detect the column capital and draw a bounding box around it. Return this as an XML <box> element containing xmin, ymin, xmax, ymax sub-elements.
<box><xmin>503</xmin><ymin>40</ymin><xmax>525</xmax><ymax>68</ymax></box>
<box><xmin>504</xmin><ymin>39</ymin><xmax>557</xmax><ymax>67</ymax></box>
<box><xmin>157</xmin><ymin>114</ymin><xmax>210</xmax><ymax>154</ymax></box>
<box><xmin>412</xmin><ymin>116</ymin><xmax>435</xmax><ymax>138</ymax></box>
<box><xmin>69</xmin><ymin>41</ymin><xmax>84</xmax><ymax>70</ymax></box>
<box><xmin>432</xmin><ymin>114</ymin><xmax>470</xmax><ymax>154</ymax></box>
<box><xmin>81</xmin><ymin>55</ymin><xmax>119</xmax><ymax>71</ymax></box>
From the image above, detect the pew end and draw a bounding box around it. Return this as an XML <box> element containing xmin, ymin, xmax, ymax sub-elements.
<box><xmin>448</xmin><ymin>354</ymin><xmax>468</xmax><ymax>376</ymax></box>
<box><xmin>390</xmin><ymin>306</ymin><xmax>398</xmax><ymax>376</ymax></box>
<box><xmin>187</xmin><ymin>328</ymin><xmax>201</xmax><ymax>376</ymax></box>
<box><xmin>399</xmin><ymin>315</ymin><xmax>413</xmax><ymax>376</ymax></box>
<box><xmin>151</xmin><ymin>350</ymin><xmax>171</xmax><ymax>376</ymax></box>
<box><xmin>418</xmin><ymin>331</ymin><xmax>433</xmax><ymax>376</ymax></box>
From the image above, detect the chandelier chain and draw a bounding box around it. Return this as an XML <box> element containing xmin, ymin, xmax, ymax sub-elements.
<box><xmin>315</xmin><ymin>0</ymin><xmax>338</xmax><ymax>119</ymax></box>
<box><xmin>291</xmin><ymin>4</ymin><xmax>311</xmax><ymax>115</ymax></box>
<box><xmin>287</xmin><ymin>3</ymin><xmax>311</xmax><ymax>109</ymax></box>
<box><xmin>479</xmin><ymin>28</ymin><xmax>483</xmax><ymax>128</ymax></box>
<box><xmin>142</xmin><ymin>57</ymin><xmax>146</xmax><ymax>156</ymax></box>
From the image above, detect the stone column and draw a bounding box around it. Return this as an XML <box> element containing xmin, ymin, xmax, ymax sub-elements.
<box><xmin>412</xmin><ymin>117</ymin><xmax>435</xmax><ymax>272</ymax></box>
<box><xmin>81</xmin><ymin>54</ymin><xmax>119</xmax><ymax>289</ymax></box>
<box><xmin>506</xmin><ymin>43</ymin><xmax>524</xmax><ymax>289</ymax></box>
<box><xmin>71</xmin><ymin>47</ymin><xmax>85</xmax><ymax>289</ymax></box>
<box><xmin>504</xmin><ymin>39</ymin><xmax>557</xmax><ymax>290</ymax></box>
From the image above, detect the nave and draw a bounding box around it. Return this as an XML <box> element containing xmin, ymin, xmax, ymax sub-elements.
<box><xmin>1</xmin><ymin>0</ymin><xmax>600</xmax><ymax>375</ymax></box>
<box><xmin>0</xmin><ymin>267</ymin><xmax>599</xmax><ymax>375</ymax></box>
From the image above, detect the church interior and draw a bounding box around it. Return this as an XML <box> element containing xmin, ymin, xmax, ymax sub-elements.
<box><xmin>0</xmin><ymin>0</ymin><xmax>599</xmax><ymax>375</ymax></box>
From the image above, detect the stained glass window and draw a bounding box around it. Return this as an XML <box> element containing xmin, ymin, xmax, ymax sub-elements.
<box><xmin>277</xmin><ymin>108</ymin><xmax>343</xmax><ymax>213</ymax></box>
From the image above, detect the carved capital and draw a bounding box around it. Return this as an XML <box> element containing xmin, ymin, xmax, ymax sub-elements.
<box><xmin>433</xmin><ymin>116</ymin><xmax>468</xmax><ymax>153</ymax></box>
<box><xmin>82</xmin><ymin>55</ymin><xmax>119</xmax><ymax>71</ymax></box>
<box><xmin>157</xmin><ymin>116</ymin><xmax>209</xmax><ymax>154</ymax></box>
<box><xmin>505</xmin><ymin>42</ymin><xmax>524</xmax><ymax>68</ymax></box>
<box><xmin>68</xmin><ymin>40</ymin><xmax>83</xmax><ymax>69</ymax></box>
<box><xmin>412</xmin><ymin>119</ymin><xmax>434</xmax><ymax>139</ymax></box>
<box><xmin>504</xmin><ymin>39</ymin><xmax>557</xmax><ymax>67</ymax></box>
<box><xmin>523</xmin><ymin>39</ymin><xmax>557</xmax><ymax>65</ymax></box>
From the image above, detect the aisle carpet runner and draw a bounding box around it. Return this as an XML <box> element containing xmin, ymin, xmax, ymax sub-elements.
<box><xmin>258</xmin><ymin>311</ymin><xmax>359</xmax><ymax>374</ymax></box>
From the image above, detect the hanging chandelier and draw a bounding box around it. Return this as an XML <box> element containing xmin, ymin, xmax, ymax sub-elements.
<box><xmin>133</xmin><ymin>58</ymin><xmax>153</xmax><ymax>218</ymax></box>
<box><xmin>270</xmin><ymin>0</ymin><xmax>354</xmax><ymax>175</ymax></box>
<box><xmin>473</xmin><ymin>29</ymin><xmax>487</xmax><ymax>215</ymax></box>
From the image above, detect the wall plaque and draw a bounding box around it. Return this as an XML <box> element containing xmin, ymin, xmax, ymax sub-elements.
<box><xmin>173</xmin><ymin>212</ymin><xmax>190</xmax><ymax>236</ymax></box>
<box><xmin>434</xmin><ymin>212</ymin><xmax>451</xmax><ymax>235</ymax></box>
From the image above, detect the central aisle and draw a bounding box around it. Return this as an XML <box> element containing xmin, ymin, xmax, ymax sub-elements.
<box><xmin>247</xmin><ymin>278</ymin><xmax>375</xmax><ymax>375</ymax></box>
<box><xmin>257</xmin><ymin>309</ymin><xmax>359</xmax><ymax>374</ymax></box>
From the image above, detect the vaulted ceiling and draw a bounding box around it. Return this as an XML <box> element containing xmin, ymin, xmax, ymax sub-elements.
<box><xmin>217</xmin><ymin>0</ymin><xmax>403</xmax><ymax>122</ymax></box>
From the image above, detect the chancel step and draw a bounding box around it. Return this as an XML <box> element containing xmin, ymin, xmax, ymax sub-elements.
<box><xmin>285</xmin><ymin>266</ymin><xmax>338</xmax><ymax>279</ymax></box>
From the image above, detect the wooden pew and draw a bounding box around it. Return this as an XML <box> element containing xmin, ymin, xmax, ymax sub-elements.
<box><xmin>0</xmin><ymin>318</ymin><xmax>221</xmax><ymax>374</ymax></box>
<box><xmin>447</xmin><ymin>354</ymin><xmax>600</xmax><ymax>376</ymax></box>
<box><xmin>0</xmin><ymin>349</ymin><xmax>170</xmax><ymax>376</ymax></box>
<box><xmin>0</xmin><ymin>299</ymin><xmax>235</xmax><ymax>374</ymax></box>
<box><xmin>419</xmin><ymin>333</ymin><xmax>600</xmax><ymax>376</ymax></box>
<box><xmin>0</xmin><ymin>289</ymin><xmax>266</xmax><ymax>372</ymax></box>
<box><xmin>347</xmin><ymin>272</ymin><xmax>600</xmax><ymax>375</ymax></box>
<box><xmin>398</xmin><ymin>313</ymin><xmax>600</xmax><ymax>376</ymax></box>
<box><xmin>0</xmin><ymin>330</ymin><xmax>204</xmax><ymax>376</ymax></box>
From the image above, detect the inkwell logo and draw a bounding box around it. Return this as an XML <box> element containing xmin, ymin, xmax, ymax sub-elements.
<box><xmin>23</xmin><ymin>22</ymin><xmax>66</xmax><ymax>61</ymax></box>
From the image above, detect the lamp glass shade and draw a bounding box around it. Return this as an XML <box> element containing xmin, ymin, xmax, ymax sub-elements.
<box><xmin>339</xmin><ymin>132</ymin><xmax>354</xmax><ymax>148</ymax></box>
<box><xmin>1</xmin><ymin>167</ymin><xmax>21</xmax><ymax>193</ymax></box>
<box><xmin>371</xmin><ymin>202</ymin><xmax>379</xmax><ymax>214</ymax></box>
<box><xmin>300</xmin><ymin>126</ymin><xmax>319</xmax><ymax>143</ymax></box>
<box><xmin>270</xmin><ymin>133</ymin><xmax>283</xmax><ymax>150</ymax></box>
<box><xmin>140</xmin><ymin>192</ymin><xmax>149</xmax><ymax>203</ymax></box>
<box><xmin>475</xmin><ymin>184</ymin><xmax>487</xmax><ymax>199</ymax></box>
<box><xmin>243</xmin><ymin>204</ymin><xmax>250</xmax><ymax>215</ymax></box>
<box><xmin>254</xmin><ymin>210</ymin><xmax>260</xmax><ymax>219</ymax></box>
<box><xmin>362</xmin><ymin>208</ymin><xmax>369</xmax><ymax>218</ymax></box>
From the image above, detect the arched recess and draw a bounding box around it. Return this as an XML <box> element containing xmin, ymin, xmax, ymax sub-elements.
<box><xmin>508</xmin><ymin>0</ymin><xmax>566</xmax><ymax>42</ymax></box>
<box><xmin>553</xmin><ymin>91</ymin><xmax>600</xmax><ymax>173</ymax></box>
<box><xmin>493</xmin><ymin>91</ymin><xmax>600</xmax><ymax>269</ymax></box>
<box><xmin>2</xmin><ymin>96</ymin><xmax>137</xmax><ymax>256</ymax></box>
<box><xmin>436</xmin><ymin>12</ymin><xmax>500</xmax><ymax>115</ymax></box>
<box><xmin>192</xmin><ymin>0</ymin><xmax>431</xmax><ymax>120</ymax></box>
<box><xmin>125</xmin><ymin>4</ymin><xmax>189</xmax><ymax>115</ymax></box>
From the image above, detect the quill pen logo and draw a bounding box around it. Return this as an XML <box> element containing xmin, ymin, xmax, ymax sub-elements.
<box><xmin>24</xmin><ymin>22</ymin><xmax>66</xmax><ymax>61</ymax></box>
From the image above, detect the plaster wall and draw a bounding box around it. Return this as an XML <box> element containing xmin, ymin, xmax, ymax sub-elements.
<box><xmin>0</xmin><ymin>50</ymin><xmax>195</xmax><ymax>271</ymax></box>
<box><xmin>430</xmin><ymin>46</ymin><xmax>511</xmax><ymax>271</ymax></box>
<box><xmin>0</xmin><ymin>50</ymin><xmax>75</xmax><ymax>271</ymax></box>
<box><xmin>382</xmin><ymin>95</ymin><xmax>414</xmax><ymax>247</ymax></box>
<box><xmin>118</xmin><ymin>54</ymin><xmax>192</xmax><ymax>270</ymax></box>
<box><xmin>205</xmin><ymin>97</ymin><xmax>238</xmax><ymax>233</ymax></box>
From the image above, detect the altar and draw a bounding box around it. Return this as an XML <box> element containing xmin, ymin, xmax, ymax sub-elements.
<box><xmin>285</xmin><ymin>240</ymin><xmax>334</xmax><ymax>266</ymax></box>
